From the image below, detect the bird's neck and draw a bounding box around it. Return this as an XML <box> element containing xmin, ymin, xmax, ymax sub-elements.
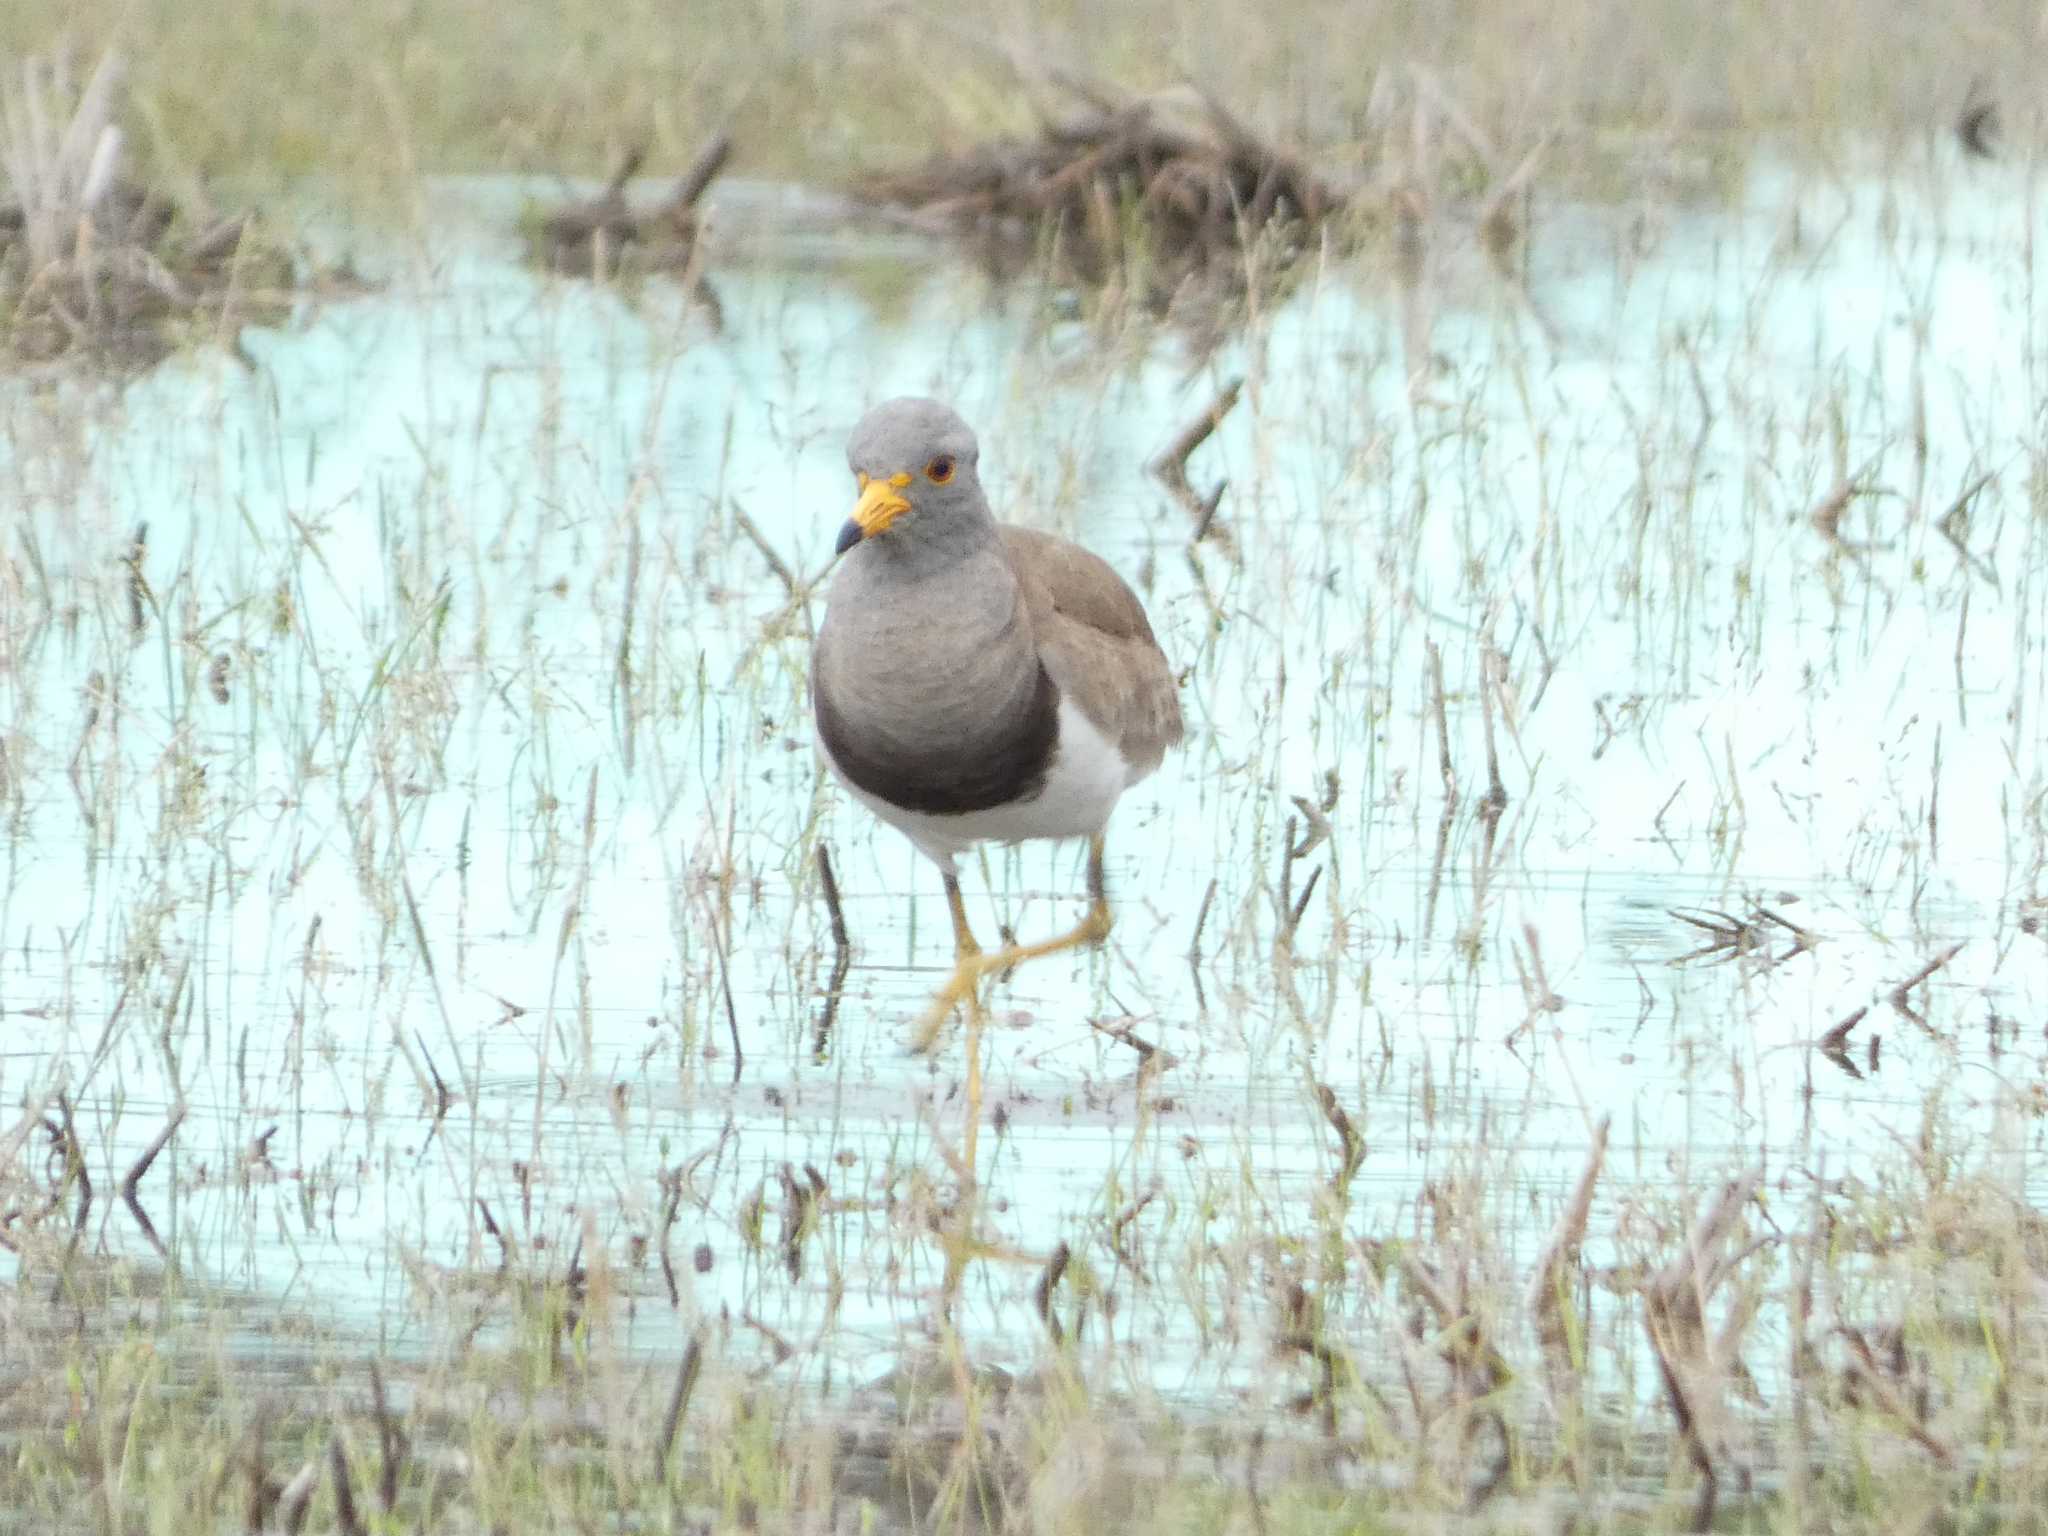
<box><xmin>821</xmin><ymin>534</ymin><xmax>1038</xmax><ymax>716</ymax></box>
<box><xmin>870</xmin><ymin>506</ymin><xmax>1002</xmax><ymax>576</ymax></box>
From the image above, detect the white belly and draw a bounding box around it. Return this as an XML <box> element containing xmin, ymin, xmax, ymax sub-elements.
<box><xmin>824</xmin><ymin>697</ymin><xmax>1135</xmax><ymax>867</ymax></box>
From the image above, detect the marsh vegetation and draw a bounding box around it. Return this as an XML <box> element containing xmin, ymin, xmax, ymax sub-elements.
<box><xmin>2</xmin><ymin>8</ymin><xmax>2047</xmax><ymax>1534</ymax></box>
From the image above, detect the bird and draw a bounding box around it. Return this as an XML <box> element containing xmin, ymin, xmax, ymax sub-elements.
<box><xmin>811</xmin><ymin>397</ymin><xmax>1183</xmax><ymax>1135</ymax></box>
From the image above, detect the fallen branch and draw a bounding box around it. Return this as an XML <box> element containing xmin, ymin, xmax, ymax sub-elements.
<box><xmin>530</xmin><ymin>133</ymin><xmax>732</xmax><ymax>279</ymax></box>
<box><xmin>866</xmin><ymin>79</ymin><xmax>1345</xmax><ymax>298</ymax></box>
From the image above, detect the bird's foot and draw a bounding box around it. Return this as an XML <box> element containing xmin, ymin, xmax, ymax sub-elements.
<box><xmin>984</xmin><ymin>898</ymin><xmax>1115</xmax><ymax>976</ymax></box>
<box><xmin>908</xmin><ymin>899</ymin><xmax>1115</xmax><ymax>1051</ymax></box>
<box><xmin>908</xmin><ymin>949</ymin><xmax>1000</xmax><ymax>1054</ymax></box>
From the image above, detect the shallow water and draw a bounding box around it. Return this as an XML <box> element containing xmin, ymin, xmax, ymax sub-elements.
<box><xmin>2</xmin><ymin>153</ymin><xmax>2046</xmax><ymax>1421</ymax></box>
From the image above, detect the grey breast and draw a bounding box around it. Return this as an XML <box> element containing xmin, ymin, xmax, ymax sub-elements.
<box><xmin>814</xmin><ymin>534</ymin><xmax>1062</xmax><ymax>816</ymax></box>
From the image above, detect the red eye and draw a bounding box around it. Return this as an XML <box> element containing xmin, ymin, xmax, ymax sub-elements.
<box><xmin>926</xmin><ymin>456</ymin><xmax>955</xmax><ymax>484</ymax></box>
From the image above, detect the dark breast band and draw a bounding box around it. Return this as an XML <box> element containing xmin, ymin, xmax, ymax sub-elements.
<box><xmin>815</xmin><ymin>663</ymin><xmax>1060</xmax><ymax>816</ymax></box>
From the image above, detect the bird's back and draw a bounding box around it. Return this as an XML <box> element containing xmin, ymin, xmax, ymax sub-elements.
<box><xmin>999</xmin><ymin>525</ymin><xmax>1183</xmax><ymax>782</ymax></box>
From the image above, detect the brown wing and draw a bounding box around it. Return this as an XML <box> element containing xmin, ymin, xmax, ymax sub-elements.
<box><xmin>1000</xmin><ymin>525</ymin><xmax>1184</xmax><ymax>777</ymax></box>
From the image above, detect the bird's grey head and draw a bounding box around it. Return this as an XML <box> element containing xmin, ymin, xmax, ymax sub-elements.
<box><xmin>835</xmin><ymin>397</ymin><xmax>990</xmax><ymax>558</ymax></box>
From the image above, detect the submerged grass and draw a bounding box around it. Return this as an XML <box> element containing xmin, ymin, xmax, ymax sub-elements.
<box><xmin>3</xmin><ymin>9</ymin><xmax>2048</xmax><ymax>1532</ymax></box>
<box><xmin>5</xmin><ymin>1120</ymin><xmax>2048</xmax><ymax>1533</ymax></box>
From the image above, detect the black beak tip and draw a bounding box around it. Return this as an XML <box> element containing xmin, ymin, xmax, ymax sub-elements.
<box><xmin>834</xmin><ymin>519</ymin><xmax>863</xmax><ymax>556</ymax></box>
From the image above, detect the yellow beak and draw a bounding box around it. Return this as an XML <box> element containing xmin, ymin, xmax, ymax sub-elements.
<box><xmin>837</xmin><ymin>473</ymin><xmax>913</xmax><ymax>554</ymax></box>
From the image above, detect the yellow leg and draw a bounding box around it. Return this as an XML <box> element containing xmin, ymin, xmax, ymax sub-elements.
<box><xmin>909</xmin><ymin>873</ymin><xmax>995</xmax><ymax>1055</ymax></box>
<box><xmin>943</xmin><ymin>872</ymin><xmax>981</xmax><ymax>961</ymax></box>
<box><xmin>908</xmin><ymin>836</ymin><xmax>1115</xmax><ymax>1054</ymax></box>
<box><xmin>985</xmin><ymin>834</ymin><xmax>1114</xmax><ymax>968</ymax></box>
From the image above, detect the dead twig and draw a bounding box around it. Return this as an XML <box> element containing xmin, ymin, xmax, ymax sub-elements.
<box><xmin>776</xmin><ymin>1162</ymin><xmax>826</xmax><ymax>1281</ymax></box>
<box><xmin>369</xmin><ymin>1362</ymin><xmax>405</xmax><ymax>1513</ymax></box>
<box><xmin>1808</xmin><ymin>454</ymin><xmax>1889</xmax><ymax>558</ymax></box>
<box><xmin>655</xmin><ymin>1166</ymin><xmax>685</xmax><ymax>1308</ymax></box>
<box><xmin>1149</xmin><ymin>376</ymin><xmax>1242</xmax><ymax>545</ymax></box>
<box><xmin>119</xmin><ymin>1100</ymin><xmax>185</xmax><ymax>1259</ymax></box>
<box><xmin>658</xmin><ymin>132</ymin><xmax>733</xmax><ymax>224</ymax></box>
<box><xmin>1836</xmin><ymin>1323</ymin><xmax>1956</xmax><ymax>1463</ymax></box>
<box><xmin>815</xmin><ymin>841</ymin><xmax>849</xmax><ymax>950</ymax></box>
<box><xmin>813</xmin><ymin>842</ymin><xmax>852</xmax><ymax>1058</ymax></box>
<box><xmin>1286</xmin><ymin>864</ymin><xmax>1322</xmax><ymax>936</ymax></box>
<box><xmin>475</xmin><ymin>1198</ymin><xmax>513</xmax><ymax>1270</ymax></box>
<box><xmin>1036</xmin><ymin>1240</ymin><xmax>1072</xmax><ymax>1345</ymax></box>
<box><xmin>1641</xmin><ymin>1168</ymin><xmax>1765</xmax><ymax>1533</ymax></box>
<box><xmin>1526</xmin><ymin>1116</ymin><xmax>1609</xmax><ymax>1483</ymax></box>
<box><xmin>327</xmin><ymin>1432</ymin><xmax>363</xmax><ymax>1536</ymax></box>
<box><xmin>1087</xmin><ymin>1013</ymin><xmax>1175</xmax><ymax>1068</ymax></box>
<box><xmin>1394</xmin><ymin>1245</ymin><xmax>1514</xmax><ymax>1507</ymax></box>
<box><xmin>1818</xmin><ymin>1007</ymin><xmax>1867</xmax><ymax>1077</ymax></box>
<box><xmin>1185</xmin><ymin>876</ymin><xmax>1218</xmax><ymax>963</ymax></box>
<box><xmin>1668</xmin><ymin>902</ymin><xmax>1817</xmax><ymax>971</ymax></box>
<box><xmin>1889</xmin><ymin>941</ymin><xmax>1963</xmax><ymax>1028</ymax></box>
<box><xmin>272</xmin><ymin>1458</ymin><xmax>319</xmax><ymax>1536</ymax></box>
<box><xmin>1957</xmin><ymin>80</ymin><xmax>2000</xmax><ymax>160</ymax></box>
<box><xmin>1510</xmin><ymin>922</ymin><xmax>1565</xmax><ymax>1040</ymax></box>
<box><xmin>654</xmin><ymin>1329</ymin><xmax>706</xmax><ymax>1481</ymax></box>
<box><xmin>732</xmin><ymin>500</ymin><xmax>800</xmax><ymax>598</ymax></box>
<box><xmin>1936</xmin><ymin>470</ymin><xmax>1998</xmax><ymax>586</ymax></box>
<box><xmin>1477</xmin><ymin>636</ymin><xmax>1508</xmax><ymax>824</ymax></box>
<box><xmin>1288</xmin><ymin>790</ymin><xmax>1333</xmax><ymax>859</ymax></box>
<box><xmin>1109</xmin><ymin>1186</ymin><xmax>1159</xmax><ymax>1275</ymax></box>
<box><xmin>122</xmin><ymin>522</ymin><xmax>149</xmax><ymax>633</ymax></box>
<box><xmin>1426</xmin><ymin>639</ymin><xmax>1456</xmax><ymax>802</ymax></box>
<box><xmin>1315</xmin><ymin>1085</ymin><xmax>1364</xmax><ymax>1201</ymax></box>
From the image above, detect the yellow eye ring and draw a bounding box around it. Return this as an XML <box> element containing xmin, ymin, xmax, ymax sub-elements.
<box><xmin>925</xmin><ymin>456</ymin><xmax>955</xmax><ymax>485</ymax></box>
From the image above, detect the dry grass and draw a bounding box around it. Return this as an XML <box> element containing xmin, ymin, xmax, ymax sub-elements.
<box><xmin>0</xmin><ymin>0</ymin><xmax>2036</xmax><ymax>203</ymax></box>
<box><xmin>0</xmin><ymin>47</ymin><xmax>307</xmax><ymax>363</ymax></box>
